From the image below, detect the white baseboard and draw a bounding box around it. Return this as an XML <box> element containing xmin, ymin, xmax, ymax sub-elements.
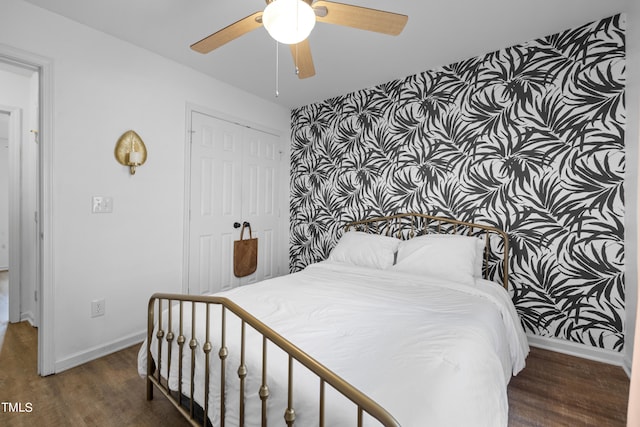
<box><xmin>527</xmin><ymin>333</ymin><xmax>625</xmax><ymax>368</ymax></box>
<box><xmin>623</xmin><ymin>356</ymin><xmax>632</xmax><ymax>377</ymax></box>
<box><xmin>20</xmin><ymin>311</ymin><xmax>35</xmax><ymax>327</ymax></box>
<box><xmin>54</xmin><ymin>330</ymin><xmax>146</xmax><ymax>373</ymax></box>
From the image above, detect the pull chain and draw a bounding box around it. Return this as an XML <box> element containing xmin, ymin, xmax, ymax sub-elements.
<box><xmin>275</xmin><ymin>1</ymin><xmax>304</xmax><ymax>96</ymax></box>
<box><xmin>295</xmin><ymin>0</ymin><xmax>300</xmax><ymax>76</ymax></box>
<box><xmin>275</xmin><ymin>40</ymin><xmax>279</xmax><ymax>97</ymax></box>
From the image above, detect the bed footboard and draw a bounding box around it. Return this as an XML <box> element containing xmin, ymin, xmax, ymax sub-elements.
<box><xmin>146</xmin><ymin>293</ymin><xmax>400</xmax><ymax>427</ymax></box>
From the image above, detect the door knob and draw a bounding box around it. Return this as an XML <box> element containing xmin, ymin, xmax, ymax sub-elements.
<box><xmin>233</xmin><ymin>222</ymin><xmax>241</xmax><ymax>229</ymax></box>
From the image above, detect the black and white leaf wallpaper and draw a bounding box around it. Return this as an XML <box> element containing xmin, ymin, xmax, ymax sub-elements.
<box><xmin>289</xmin><ymin>15</ymin><xmax>626</xmax><ymax>351</ymax></box>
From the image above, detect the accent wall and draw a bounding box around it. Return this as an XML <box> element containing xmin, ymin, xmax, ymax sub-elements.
<box><xmin>290</xmin><ymin>15</ymin><xmax>626</xmax><ymax>352</ymax></box>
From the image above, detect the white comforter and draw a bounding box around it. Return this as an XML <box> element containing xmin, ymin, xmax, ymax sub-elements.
<box><xmin>139</xmin><ymin>261</ymin><xmax>529</xmax><ymax>427</ymax></box>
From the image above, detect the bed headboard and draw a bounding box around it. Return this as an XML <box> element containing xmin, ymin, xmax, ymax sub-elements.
<box><xmin>344</xmin><ymin>213</ymin><xmax>510</xmax><ymax>290</ymax></box>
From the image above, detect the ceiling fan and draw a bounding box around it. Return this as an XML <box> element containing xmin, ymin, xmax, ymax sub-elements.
<box><xmin>190</xmin><ymin>0</ymin><xmax>408</xmax><ymax>79</ymax></box>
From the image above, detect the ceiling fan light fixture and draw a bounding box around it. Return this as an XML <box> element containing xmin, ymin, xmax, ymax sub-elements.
<box><xmin>262</xmin><ymin>0</ymin><xmax>316</xmax><ymax>45</ymax></box>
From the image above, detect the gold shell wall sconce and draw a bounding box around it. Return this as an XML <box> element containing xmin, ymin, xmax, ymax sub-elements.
<box><xmin>114</xmin><ymin>130</ymin><xmax>147</xmax><ymax>175</ymax></box>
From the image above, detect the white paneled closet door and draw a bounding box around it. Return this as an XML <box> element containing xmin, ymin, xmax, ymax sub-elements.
<box><xmin>187</xmin><ymin>111</ymin><xmax>280</xmax><ymax>295</ymax></box>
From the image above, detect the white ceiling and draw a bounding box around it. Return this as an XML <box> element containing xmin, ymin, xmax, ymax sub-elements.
<box><xmin>23</xmin><ymin>0</ymin><xmax>630</xmax><ymax>109</ymax></box>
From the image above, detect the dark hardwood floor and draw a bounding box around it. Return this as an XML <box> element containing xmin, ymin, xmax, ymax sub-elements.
<box><xmin>508</xmin><ymin>344</ymin><xmax>629</xmax><ymax>426</ymax></box>
<box><xmin>0</xmin><ymin>320</ymin><xmax>630</xmax><ymax>426</ymax></box>
<box><xmin>0</xmin><ymin>322</ymin><xmax>189</xmax><ymax>426</ymax></box>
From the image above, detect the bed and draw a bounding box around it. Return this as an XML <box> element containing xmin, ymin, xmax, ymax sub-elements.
<box><xmin>138</xmin><ymin>213</ymin><xmax>529</xmax><ymax>426</ymax></box>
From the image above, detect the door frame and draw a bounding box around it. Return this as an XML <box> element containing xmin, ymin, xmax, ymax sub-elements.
<box><xmin>0</xmin><ymin>44</ymin><xmax>55</xmax><ymax>376</ymax></box>
<box><xmin>182</xmin><ymin>103</ymin><xmax>282</xmax><ymax>294</ymax></box>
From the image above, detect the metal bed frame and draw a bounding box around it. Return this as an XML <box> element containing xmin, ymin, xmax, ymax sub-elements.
<box><xmin>145</xmin><ymin>213</ymin><xmax>510</xmax><ymax>426</ymax></box>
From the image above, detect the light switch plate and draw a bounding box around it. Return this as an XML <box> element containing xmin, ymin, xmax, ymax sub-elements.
<box><xmin>92</xmin><ymin>196</ymin><xmax>113</xmax><ymax>213</ymax></box>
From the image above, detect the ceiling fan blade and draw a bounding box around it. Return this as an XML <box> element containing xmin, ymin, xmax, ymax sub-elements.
<box><xmin>290</xmin><ymin>39</ymin><xmax>315</xmax><ymax>79</ymax></box>
<box><xmin>191</xmin><ymin>11</ymin><xmax>264</xmax><ymax>54</ymax></box>
<box><xmin>313</xmin><ymin>1</ymin><xmax>408</xmax><ymax>36</ymax></box>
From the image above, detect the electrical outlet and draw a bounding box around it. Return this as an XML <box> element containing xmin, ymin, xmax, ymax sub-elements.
<box><xmin>91</xmin><ymin>299</ymin><xmax>105</xmax><ymax>317</ymax></box>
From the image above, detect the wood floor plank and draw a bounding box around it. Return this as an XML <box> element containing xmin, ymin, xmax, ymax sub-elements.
<box><xmin>0</xmin><ymin>322</ymin><xmax>189</xmax><ymax>426</ymax></box>
<box><xmin>0</xmin><ymin>320</ymin><xmax>631</xmax><ymax>426</ymax></box>
<box><xmin>508</xmin><ymin>345</ymin><xmax>629</xmax><ymax>426</ymax></box>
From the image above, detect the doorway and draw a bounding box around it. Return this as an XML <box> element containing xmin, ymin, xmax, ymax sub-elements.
<box><xmin>0</xmin><ymin>112</ymin><xmax>8</xmax><ymax>273</ymax></box>
<box><xmin>0</xmin><ymin>113</ymin><xmax>8</xmax><ymax>347</ymax></box>
<box><xmin>0</xmin><ymin>63</ymin><xmax>39</xmax><ymax>331</ymax></box>
<box><xmin>0</xmin><ymin>45</ymin><xmax>54</xmax><ymax>375</ymax></box>
<box><xmin>0</xmin><ymin>60</ymin><xmax>39</xmax><ymax>356</ymax></box>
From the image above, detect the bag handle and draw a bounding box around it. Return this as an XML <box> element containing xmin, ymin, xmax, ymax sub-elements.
<box><xmin>239</xmin><ymin>221</ymin><xmax>252</xmax><ymax>240</ymax></box>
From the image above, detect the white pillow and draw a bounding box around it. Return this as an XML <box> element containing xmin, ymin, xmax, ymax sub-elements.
<box><xmin>328</xmin><ymin>231</ymin><xmax>400</xmax><ymax>270</ymax></box>
<box><xmin>391</xmin><ymin>235</ymin><xmax>479</xmax><ymax>285</ymax></box>
<box><xmin>421</xmin><ymin>234</ymin><xmax>486</xmax><ymax>278</ymax></box>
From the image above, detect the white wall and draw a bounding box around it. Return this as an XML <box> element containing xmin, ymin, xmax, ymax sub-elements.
<box><xmin>0</xmin><ymin>113</ymin><xmax>8</xmax><ymax>269</ymax></box>
<box><xmin>0</xmin><ymin>0</ymin><xmax>291</xmax><ymax>371</ymax></box>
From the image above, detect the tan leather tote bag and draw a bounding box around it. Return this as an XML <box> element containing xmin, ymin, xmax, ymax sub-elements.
<box><xmin>233</xmin><ymin>222</ymin><xmax>258</xmax><ymax>277</ymax></box>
